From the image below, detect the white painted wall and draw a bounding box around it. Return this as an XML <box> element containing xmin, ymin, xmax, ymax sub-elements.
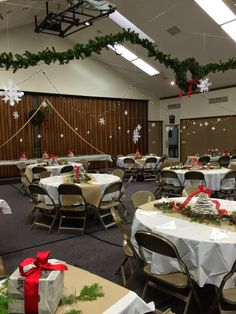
<box><xmin>160</xmin><ymin>86</ymin><xmax>236</xmax><ymax>158</ymax></box>
<box><xmin>0</xmin><ymin>24</ymin><xmax>148</xmax><ymax>100</ymax></box>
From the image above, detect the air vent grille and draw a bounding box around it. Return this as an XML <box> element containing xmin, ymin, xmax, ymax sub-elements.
<box><xmin>209</xmin><ymin>96</ymin><xmax>228</xmax><ymax>104</ymax></box>
<box><xmin>166</xmin><ymin>26</ymin><xmax>181</xmax><ymax>36</ymax></box>
<box><xmin>168</xmin><ymin>103</ymin><xmax>181</xmax><ymax>110</ymax></box>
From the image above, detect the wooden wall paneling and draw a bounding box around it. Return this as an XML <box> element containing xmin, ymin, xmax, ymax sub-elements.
<box><xmin>180</xmin><ymin>115</ymin><xmax>236</xmax><ymax>162</ymax></box>
<box><xmin>0</xmin><ymin>94</ymin><xmax>34</xmax><ymax>177</ymax></box>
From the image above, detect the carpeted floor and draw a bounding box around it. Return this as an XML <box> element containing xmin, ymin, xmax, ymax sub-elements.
<box><xmin>0</xmin><ymin>177</ymin><xmax>204</xmax><ymax>313</ymax></box>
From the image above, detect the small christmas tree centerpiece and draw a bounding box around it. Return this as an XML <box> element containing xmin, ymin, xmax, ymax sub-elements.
<box><xmin>192</xmin><ymin>192</ymin><xmax>218</xmax><ymax>216</ymax></box>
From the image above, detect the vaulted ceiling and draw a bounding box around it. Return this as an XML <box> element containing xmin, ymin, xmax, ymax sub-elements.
<box><xmin>1</xmin><ymin>0</ymin><xmax>236</xmax><ymax>98</ymax></box>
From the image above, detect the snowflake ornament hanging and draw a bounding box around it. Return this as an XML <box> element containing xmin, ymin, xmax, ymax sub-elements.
<box><xmin>136</xmin><ymin>124</ymin><xmax>142</xmax><ymax>131</ymax></box>
<box><xmin>13</xmin><ymin>111</ymin><xmax>19</xmax><ymax>119</ymax></box>
<box><xmin>133</xmin><ymin>128</ymin><xmax>141</xmax><ymax>144</ymax></box>
<box><xmin>197</xmin><ymin>78</ymin><xmax>212</xmax><ymax>93</ymax></box>
<box><xmin>0</xmin><ymin>80</ymin><xmax>24</xmax><ymax>107</ymax></box>
<box><xmin>99</xmin><ymin>117</ymin><xmax>106</xmax><ymax>125</ymax></box>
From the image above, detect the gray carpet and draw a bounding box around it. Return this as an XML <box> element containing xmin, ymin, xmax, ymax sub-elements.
<box><xmin>0</xmin><ymin>178</ymin><xmax>205</xmax><ymax>313</ymax></box>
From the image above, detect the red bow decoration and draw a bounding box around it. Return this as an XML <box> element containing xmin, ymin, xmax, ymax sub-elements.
<box><xmin>179</xmin><ymin>79</ymin><xmax>199</xmax><ymax>98</ymax></box>
<box><xmin>19</xmin><ymin>151</ymin><xmax>27</xmax><ymax>158</ymax></box>
<box><xmin>74</xmin><ymin>165</ymin><xmax>81</xmax><ymax>180</ymax></box>
<box><xmin>191</xmin><ymin>157</ymin><xmax>201</xmax><ymax>168</ymax></box>
<box><xmin>19</xmin><ymin>251</ymin><xmax>67</xmax><ymax>314</ymax></box>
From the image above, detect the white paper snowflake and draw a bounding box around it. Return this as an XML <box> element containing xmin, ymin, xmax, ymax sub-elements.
<box><xmin>19</xmin><ymin>138</ymin><xmax>23</xmax><ymax>142</ymax></box>
<box><xmin>124</xmin><ymin>110</ymin><xmax>128</xmax><ymax>115</ymax></box>
<box><xmin>99</xmin><ymin>117</ymin><xmax>106</xmax><ymax>125</ymax></box>
<box><xmin>0</xmin><ymin>80</ymin><xmax>24</xmax><ymax>107</ymax></box>
<box><xmin>133</xmin><ymin>128</ymin><xmax>141</xmax><ymax>144</ymax></box>
<box><xmin>13</xmin><ymin>111</ymin><xmax>19</xmax><ymax>119</ymax></box>
<box><xmin>41</xmin><ymin>100</ymin><xmax>48</xmax><ymax>108</ymax></box>
<box><xmin>197</xmin><ymin>78</ymin><xmax>212</xmax><ymax>93</ymax></box>
<box><xmin>87</xmin><ymin>131</ymin><xmax>90</xmax><ymax>134</ymax></box>
<box><xmin>60</xmin><ymin>133</ymin><xmax>64</xmax><ymax>138</ymax></box>
<box><xmin>37</xmin><ymin>134</ymin><xmax>42</xmax><ymax>139</ymax></box>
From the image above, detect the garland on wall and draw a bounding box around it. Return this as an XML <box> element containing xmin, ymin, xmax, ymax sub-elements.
<box><xmin>1</xmin><ymin>30</ymin><xmax>236</xmax><ymax>93</ymax></box>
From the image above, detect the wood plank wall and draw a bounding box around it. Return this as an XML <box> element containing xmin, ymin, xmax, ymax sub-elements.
<box><xmin>180</xmin><ymin>115</ymin><xmax>236</xmax><ymax>162</ymax></box>
<box><xmin>0</xmin><ymin>93</ymin><xmax>148</xmax><ymax>177</ymax></box>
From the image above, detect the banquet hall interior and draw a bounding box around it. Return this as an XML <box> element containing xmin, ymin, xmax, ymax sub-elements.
<box><xmin>1</xmin><ymin>0</ymin><xmax>236</xmax><ymax>313</ymax></box>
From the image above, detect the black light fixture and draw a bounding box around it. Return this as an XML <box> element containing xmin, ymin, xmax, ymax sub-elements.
<box><xmin>35</xmin><ymin>0</ymin><xmax>116</xmax><ymax>38</ymax></box>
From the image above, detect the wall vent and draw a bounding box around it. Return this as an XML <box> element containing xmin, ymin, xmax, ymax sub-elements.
<box><xmin>168</xmin><ymin>103</ymin><xmax>181</xmax><ymax>110</ymax></box>
<box><xmin>166</xmin><ymin>26</ymin><xmax>181</xmax><ymax>36</ymax></box>
<box><xmin>209</xmin><ymin>96</ymin><xmax>228</xmax><ymax>104</ymax></box>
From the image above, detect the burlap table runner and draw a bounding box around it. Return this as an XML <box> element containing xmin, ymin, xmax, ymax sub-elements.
<box><xmin>56</xmin><ymin>265</ymin><xmax>128</xmax><ymax>314</ymax></box>
<box><xmin>135</xmin><ymin>158</ymin><xmax>146</xmax><ymax>167</ymax></box>
<box><xmin>62</xmin><ymin>174</ymin><xmax>101</xmax><ymax>207</ymax></box>
<box><xmin>139</xmin><ymin>200</ymin><xmax>236</xmax><ymax>233</ymax></box>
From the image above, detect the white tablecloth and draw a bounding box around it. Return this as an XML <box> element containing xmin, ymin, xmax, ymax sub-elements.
<box><xmin>0</xmin><ymin>199</ymin><xmax>11</xmax><ymax>214</ymax></box>
<box><xmin>57</xmin><ymin>154</ymin><xmax>113</xmax><ymax>163</ymax></box>
<box><xmin>0</xmin><ymin>159</ymin><xmax>38</xmax><ymax>166</ymax></box>
<box><xmin>103</xmin><ymin>291</ymin><xmax>154</xmax><ymax>314</ymax></box>
<box><xmin>40</xmin><ymin>173</ymin><xmax>120</xmax><ymax>205</ymax></box>
<box><xmin>131</xmin><ymin>197</ymin><xmax>236</xmax><ymax>288</ymax></box>
<box><xmin>117</xmin><ymin>155</ymin><xmax>160</xmax><ymax>168</ymax></box>
<box><xmin>164</xmin><ymin>167</ymin><xmax>230</xmax><ymax>191</ymax></box>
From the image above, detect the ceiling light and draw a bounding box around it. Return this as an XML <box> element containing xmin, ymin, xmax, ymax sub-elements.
<box><xmin>109</xmin><ymin>11</ymin><xmax>154</xmax><ymax>42</ymax></box>
<box><xmin>194</xmin><ymin>0</ymin><xmax>236</xmax><ymax>25</ymax></box>
<box><xmin>108</xmin><ymin>44</ymin><xmax>138</xmax><ymax>61</ymax></box>
<box><xmin>170</xmin><ymin>81</ymin><xmax>175</xmax><ymax>86</ymax></box>
<box><xmin>221</xmin><ymin>20</ymin><xmax>236</xmax><ymax>41</ymax></box>
<box><xmin>131</xmin><ymin>58</ymin><xmax>159</xmax><ymax>76</ymax></box>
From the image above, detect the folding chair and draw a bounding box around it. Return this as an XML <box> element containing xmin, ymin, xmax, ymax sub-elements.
<box><xmin>184</xmin><ymin>171</ymin><xmax>206</xmax><ymax>187</ymax></box>
<box><xmin>110</xmin><ymin>208</ymin><xmax>143</xmax><ymax>286</ymax></box>
<box><xmin>60</xmin><ymin>165</ymin><xmax>74</xmax><ymax>174</ymax></box>
<box><xmin>198</xmin><ymin>156</ymin><xmax>210</xmax><ymax>165</ymax></box>
<box><xmin>57</xmin><ymin>183</ymin><xmax>88</xmax><ymax>235</ymax></box>
<box><xmin>28</xmin><ymin>184</ymin><xmax>59</xmax><ymax>232</ymax></box>
<box><xmin>143</xmin><ymin>157</ymin><xmax>158</xmax><ymax>182</ymax></box>
<box><xmin>96</xmin><ymin>181</ymin><xmax>122</xmax><ymax>231</ymax></box>
<box><xmin>131</xmin><ymin>190</ymin><xmax>155</xmax><ymax>210</ymax></box>
<box><xmin>135</xmin><ymin>231</ymin><xmax>202</xmax><ymax>314</ymax></box>
<box><xmin>123</xmin><ymin>158</ymin><xmax>138</xmax><ymax>182</ymax></box>
<box><xmin>208</xmin><ymin>260</ymin><xmax>236</xmax><ymax>314</ymax></box>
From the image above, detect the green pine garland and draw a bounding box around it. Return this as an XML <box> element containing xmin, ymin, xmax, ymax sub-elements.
<box><xmin>1</xmin><ymin>29</ymin><xmax>236</xmax><ymax>92</ymax></box>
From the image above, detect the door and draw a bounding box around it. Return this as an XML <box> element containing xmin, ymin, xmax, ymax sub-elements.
<box><xmin>148</xmin><ymin>121</ymin><xmax>162</xmax><ymax>156</ymax></box>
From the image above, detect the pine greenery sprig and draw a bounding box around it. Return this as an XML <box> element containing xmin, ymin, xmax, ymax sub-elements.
<box><xmin>77</xmin><ymin>283</ymin><xmax>104</xmax><ymax>301</ymax></box>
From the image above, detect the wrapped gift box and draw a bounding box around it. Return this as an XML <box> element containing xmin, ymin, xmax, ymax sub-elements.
<box><xmin>8</xmin><ymin>259</ymin><xmax>64</xmax><ymax>314</ymax></box>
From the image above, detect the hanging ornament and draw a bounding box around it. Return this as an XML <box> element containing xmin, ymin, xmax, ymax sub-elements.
<box><xmin>118</xmin><ymin>126</ymin><xmax>121</xmax><ymax>130</ymax></box>
<box><xmin>124</xmin><ymin>110</ymin><xmax>128</xmax><ymax>115</ymax></box>
<box><xmin>0</xmin><ymin>80</ymin><xmax>24</xmax><ymax>107</ymax></box>
<box><xmin>37</xmin><ymin>134</ymin><xmax>42</xmax><ymax>139</ymax></box>
<box><xmin>136</xmin><ymin>124</ymin><xmax>142</xmax><ymax>131</ymax></box>
<box><xmin>151</xmin><ymin>123</ymin><xmax>156</xmax><ymax>127</ymax></box>
<box><xmin>197</xmin><ymin>78</ymin><xmax>212</xmax><ymax>93</ymax></box>
<box><xmin>60</xmin><ymin>133</ymin><xmax>64</xmax><ymax>138</ymax></box>
<box><xmin>217</xmin><ymin>118</ymin><xmax>221</xmax><ymax>122</ymax></box>
<box><xmin>200</xmin><ymin>123</ymin><xmax>203</xmax><ymax>127</ymax></box>
<box><xmin>205</xmin><ymin>122</ymin><xmax>209</xmax><ymax>126</ymax></box>
<box><xmin>99</xmin><ymin>117</ymin><xmax>106</xmax><ymax>125</ymax></box>
<box><xmin>41</xmin><ymin>100</ymin><xmax>48</xmax><ymax>108</ymax></box>
<box><xmin>13</xmin><ymin>111</ymin><xmax>19</xmax><ymax>119</ymax></box>
<box><xmin>127</xmin><ymin>130</ymin><xmax>130</xmax><ymax>134</ymax></box>
<box><xmin>109</xmin><ymin>135</ymin><xmax>112</xmax><ymax>139</ymax></box>
<box><xmin>211</xmin><ymin>126</ymin><xmax>215</xmax><ymax>131</ymax></box>
<box><xmin>75</xmin><ymin>127</ymin><xmax>78</xmax><ymax>131</ymax></box>
<box><xmin>87</xmin><ymin>130</ymin><xmax>90</xmax><ymax>134</ymax></box>
<box><xmin>19</xmin><ymin>138</ymin><xmax>23</xmax><ymax>142</ymax></box>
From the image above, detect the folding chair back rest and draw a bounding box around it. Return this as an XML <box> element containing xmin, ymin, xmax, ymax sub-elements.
<box><xmin>0</xmin><ymin>256</ymin><xmax>6</xmax><ymax>277</ymax></box>
<box><xmin>131</xmin><ymin>191</ymin><xmax>155</xmax><ymax>209</ymax></box>
<box><xmin>184</xmin><ymin>171</ymin><xmax>205</xmax><ymax>181</ymax></box>
<box><xmin>145</xmin><ymin>157</ymin><xmax>157</xmax><ymax>164</ymax></box>
<box><xmin>40</xmin><ymin>171</ymin><xmax>52</xmax><ymax>179</ymax></box>
<box><xmin>159</xmin><ymin>155</ymin><xmax>168</xmax><ymax>164</ymax></box>
<box><xmin>223</xmin><ymin>170</ymin><xmax>236</xmax><ymax>180</ymax></box>
<box><xmin>58</xmin><ymin>183</ymin><xmax>83</xmax><ymax>196</ymax></box>
<box><xmin>123</xmin><ymin>158</ymin><xmax>135</xmax><ymax>165</ymax></box>
<box><xmin>135</xmin><ymin>231</ymin><xmax>189</xmax><ymax>275</ymax></box>
<box><xmin>102</xmin><ymin>181</ymin><xmax>122</xmax><ymax>196</ymax></box>
<box><xmin>198</xmin><ymin>156</ymin><xmax>210</xmax><ymax>164</ymax></box>
<box><xmin>112</xmin><ymin>169</ymin><xmax>125</xmax><ymax>181</ymax></box>
<box><xmin>60</xmin><ymin>165</ymin><xmax>74</xmax><ymax>173</ymax></box>
<box><xmin>161</xmin><ymin>170</ymin><xmax>179</xmax><ymax>179</ymax></box>
<box><xmin>219</xmin><ymin>155</ymin><xmax>230</xmax><ymax>164</ymax></box>
<box><xmin>28</xmin><ymin>184</ymin><xmax>56</xmax><ymax>206</ymax></box>
<box><xmin>32</xmin><ymin>166</ymin><xmax>47</xmax><ymax>174</ymax></box>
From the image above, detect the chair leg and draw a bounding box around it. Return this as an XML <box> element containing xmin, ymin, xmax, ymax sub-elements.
<box><xmin>48</xmin><ymin>214</ymin><xmax>58</xmax><ymax>233</ymax></box>
<box><xmin>183</xmin><ymin>291</ymin><xmax>192</xmax><ymax>314</ymax></box>
<box><xmin>141</xmin><ymin>281</ymin><xmax>149</xmax><ymax>299</ymax></box>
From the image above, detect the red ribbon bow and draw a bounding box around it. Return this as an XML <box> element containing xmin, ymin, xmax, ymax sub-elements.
<box><xmin>19</xmin><ymin>251</ymin><xmax>68</xmax><ymax>314</ymax></box>
<box><xmin>74</xmin><ymin>165</ymin><xmax>81</xmax><ymax>180</ymax></box>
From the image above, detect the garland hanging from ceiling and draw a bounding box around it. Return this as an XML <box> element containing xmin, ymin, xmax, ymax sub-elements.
<box><xmin>1</xmin><ymin>29</ymin><xmax>236</xmax><ymax>92</ymax></box>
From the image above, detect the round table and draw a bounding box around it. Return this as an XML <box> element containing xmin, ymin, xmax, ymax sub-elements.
<box><xmin>40</xmin><ymin>173</ymin><xmax>121</xmax><ymax>207</ymax></box>
<box><xmin>131</xmin><ymin>197</ymin><xmax>236</xmax><ymax>288</ymax></box>
<box><xmin>164</xmin><ymin>167</ymin><xmax>230</xmax><ymax>191</ymax></box>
